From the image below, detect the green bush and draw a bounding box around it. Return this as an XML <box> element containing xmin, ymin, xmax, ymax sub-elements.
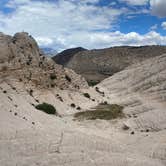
<box><xmin>35</xmin><ymin>103</ymin><xmax>56</xmax><ymax>115</ymax></box>
<box><xmin>74</xmin><ymin>103</ymin><xmax>124</xmax><ymax>120</ymax></box>
<box><xmin>71</xmin><ymin>103</ymin><xmax>76</xmax><ymax>108</ymax></box>
<box><xmin>87</xmin><ymin>80</ymin><xmax>100</xmax><ymax>86</ymax></box>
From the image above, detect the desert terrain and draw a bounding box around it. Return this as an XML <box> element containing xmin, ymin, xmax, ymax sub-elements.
<box><xmin>0</xmin><ymin>32</ymin><xmax>166</xmax><ymax>166</ymax></box>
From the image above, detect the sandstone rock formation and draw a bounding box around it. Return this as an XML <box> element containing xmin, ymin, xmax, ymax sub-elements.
<box><xmin>0</xmin><ymin>32</ymin><xmax>88</xmax><ymax>90</ymax></box>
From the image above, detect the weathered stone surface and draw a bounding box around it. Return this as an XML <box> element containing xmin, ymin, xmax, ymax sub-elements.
<box><xmin>0</xmin><ymin>32</ymin><xmax>88</xmax><ymax>90</ymax></box>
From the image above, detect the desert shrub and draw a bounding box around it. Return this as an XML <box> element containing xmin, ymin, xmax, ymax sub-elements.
<box><xmin>74</xmin><ymin>103</ymin><xmax>124</xmax><ymax>121</ymax></box>
<box><xmin>26</xmin><ymin>61</ymin><xmax>30</xmax><ymax>65</ymax></box>
<box><xmin>76</xmin><ymin>106</ymin><xmax>81</xmax><ymax>110</ymax></box>
<box><xmin>35</xmin><ymin>102</ymin><xmax>56</xmax><ymax>115</ymax></box>
<box><xmin>12</xmin><ymin>87</ymin><xmax>16</xmax><ymax>90</ymax></box>
<box><xmin>100</xmin><ymin>101</ymin><xmax>108</xmax><ymax>105</ymax></box>
<box><xmin>51</xmin><ymin>84</ymin><xmax>55</xmax><ymax>88</ymax></box>
<box><xmin>65</xmin><ymin>75</ymin><xmax>71</xmax><ymax>82</ymax></box>
<box><xmin>50</xmin><ymin>73</ymin><xmax>57</xmax><ymax>80</ymax></box>
<box><xmin>3</xmin><ymin>90</ymin><xmax>7</xmax><ymax>94</ymax></box>
<box><xmin>130</xmin><ymin>131</ymin><xmax>135</xmax><ymax>135</ymax></box>
<box><xmin>71</xmin><ymin>103</ymin><xmax>76</xmax><ymax>108</ymax></box>
<box><xmin>58</xmin><ymin>96</ymin><xmax>63</xmax><ymax>102</ymax></box>
<box><xmin>88</xmin><ymin>80</ymin><xmax>100</xmax><ymax>86</ymax></box>
<box><xmin>122</xmin><ymin>124</ymin><xmax>130</xmax><ymax>130</ymax></box>
<box><xmin>83</xmin><ymin>93</ymin><xmax>90</xmax><ymax>99</ymax></box>
<box><xmin>29</xmin><ymin>89</ymin><xmax>33</xmax><ymax>96</ymax></box>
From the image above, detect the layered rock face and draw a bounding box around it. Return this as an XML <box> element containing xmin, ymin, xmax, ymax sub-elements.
<box><xmin>0</xmin><ymin>32</ymin><xmax>88</xmax><ymax>90</ymax></box>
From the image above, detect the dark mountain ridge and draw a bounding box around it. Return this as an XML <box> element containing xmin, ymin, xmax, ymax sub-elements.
<box><xmin>53</xmin><ymin>47</ymin><xmax>87</xmax><ymax>65</ymax></box>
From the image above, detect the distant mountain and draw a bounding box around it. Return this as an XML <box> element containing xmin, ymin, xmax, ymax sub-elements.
<box><xmin>41</xmin><ymin>47</ymin><xmax>58</xmax><ymax>57</ymax></box>
<box><xmin>52</xmin><ymin>45</ymin><xmax>166</xmax><ymax>85</ymax></box>
<box><xmin>52</xmin><ymin>47</ymin><xmax>87</xmax><ymax>65</ymax></box>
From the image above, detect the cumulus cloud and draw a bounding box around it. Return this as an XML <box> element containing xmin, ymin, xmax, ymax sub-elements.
<box><xmin>0</xmin><ymin>0</ymin><xmax>165</xmax><ymax>51</ymax></box>
<box><xmin>119</xmin><ymin>0</ymin><xmax>148</xmax><ymax>6</ymax></box>
<box><xmin>35</xmin><ymin>37</ymin><xmax>54</xmax><ymax>46</ymax></box>
<box><xmin>33</xmin><ymin>30</ymin><xmax>166</xmax><ymax>51</ymax></box>
<box><xmin>119</xmin><ymin>0</ymin><xmax>166</xmax><ymax>18</ymax></box>
<box><xmin>161</xmin><ymin>22</ymin><xmax>166</xmax><ymax>30</ymax></box>
<box><xmin>54</xmin><ymin>31</ymin><xmax>166</xmax><ymax>51</ymax></box>
<box><xmin>150</xmin><ymin>0</ymin><xmax>166</xmax><ymax>17</ymax></box>
<box><xmin>1</xmin><ymin>0</ymin><xmax>124</xmax><ymax>33</ymax></box>
<box><xmin>0</xmin><ymin>0</ymin><xmax>126</xmax><ymax>50</ymax></box>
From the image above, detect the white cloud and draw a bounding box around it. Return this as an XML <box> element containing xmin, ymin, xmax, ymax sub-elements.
<box><xmin>35</xmin><ymin>37</ymin><xmax>54</xmax><ymax>46</ymax></box>
<box><xmin>1</xmin><ymin>0</ymin><xmax>124</xmax><ymax>34</ymax></box>
<box><xmin>161</xmin><ymin>22</ymin><xmax>166</xmax><ymax>30</ymax></box>
<box><xmin>35</xmin><ymin>30</ymin><xmax>166</xmax><ymax>52</ymax></box>
<box><xmin>150</xmin><ymin>0</ymin><xmax>166</xmax><ymax>17</ymax></box>
<box><xmin>119</xmin><ymin>0</ymin><xmax>148</xmax><ymax>6</ymax></box>
<box><xmin>150</xmin><ymin>24</ymin><xmax>158</xmax><ymax>31</ymax></box>
<box><xmin>55</xmin><ymin>31</ymin><xmax>166</xmax><ymax>51</ymax></box>
<box><xmin>0</xmin><ymin>0</ymin><xmax>166</xmax><ymax>52</ymax></box>
<box><xmin>0</xmin><ymin>0</ymin><xmax>126</xmax><ymax>51</ymax></box>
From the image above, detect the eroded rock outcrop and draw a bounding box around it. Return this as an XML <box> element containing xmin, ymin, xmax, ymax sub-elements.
<box><xmin>0</xmin><ymin>32</ymin><xmax>88</xmax><ymax>90</ymax></box>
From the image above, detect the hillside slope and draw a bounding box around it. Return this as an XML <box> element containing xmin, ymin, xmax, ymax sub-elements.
<box><xmin>53</xmin><ymin>46</ymin><xmax>166</xmax><ymax>84</ymax></box>
<box><xmin>1</xmin><ymin>54</ymin><xmax>166</xmax><ymax>166</ymax></box>
<box><xmin>98</xmin><ymin>53</ymin><xmax>166</xmax><ymax>132</ymax></box>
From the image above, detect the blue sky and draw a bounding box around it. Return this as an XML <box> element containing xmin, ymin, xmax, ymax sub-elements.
<box><xmin>0</xmin><ymin>0</ymin><xmax>166</xmax><ymax>51</ymax></box>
